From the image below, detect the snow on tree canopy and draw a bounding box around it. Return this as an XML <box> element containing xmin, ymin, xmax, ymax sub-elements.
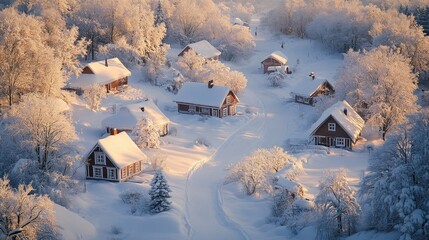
<box><xmin>233</xmin><ymin>17</ymin><xmax>244</xmax><ymax>25</ymax></box>
<box><xmin>95</xmin><ymin>132</ymin><xmax>147</xmax><ymax>168</ymax></box>
<box><xmin>308</xmin><ymin>100</ymin><xmax>365</xmax><ymax>142</ymax></box>
<box><xmin>262</xmin><ymin>51</ymin><xmax>288</xmax><ymax>65</ymax></box>
<box><xmin>66</xmin><ymin>58</ymin><xmax>131</xmax><ymax>90</ymax></box>
<box><xmin>291</xmin><ymin>78</ymin><xmax>334</xmax><ymax>97</ymax></box>
<box><xmin>174</xmin><ymin>82</ymin><xmax>239</xmax><ymax>108</ymax></box>
<box><xmin>179</xmin><ymin>40</ymin><xmax>221</xmax><ymax>60</ymax></box>
<box><xmin>102</xmin><ymin>100</ymin><xmax>170</xmax><ymax>131</ymax></box>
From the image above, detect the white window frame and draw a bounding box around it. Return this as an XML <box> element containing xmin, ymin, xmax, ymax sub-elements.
<box><xmin>93</xmin><ymin>166</ymin><xmax>103</xmax><ymax>178</ymax></box>
<box><xmin>94</xmin><ymin>151</ymin><xmax>106</xmax><ymax>165</ymax></box>
<box><xmin>336</xmin><ymin>138</ymin><xmax>345</xmax><ymax>147</ymax></box>
<box><xmin>188</xmin><ymin>105</ymin><xmax>196</xmax><ymax>113</ymax></box>
<box><xmin>223</xmin><ymin>108</ymin><xmax>227</xmax><ymax>117</ymax></box>
<box><xmin>107</xmin><ymin>168</ymin><xmax>117</xmax><ymax>180</ymax></box>
<box><xmin>328</xmin><ymin>123</ymin><xmax>336</xmax><ymax>131</ymax></box>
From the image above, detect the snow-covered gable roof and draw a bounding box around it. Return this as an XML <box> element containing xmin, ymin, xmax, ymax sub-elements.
<box><xmin>66</xmin><ymin>58</ymin><xmax>131</xmax><ymax>90</ymax></box>
<box><xmin>233</xmin><ymin>17</ymin><xmax>244</xmax><ymax>25</ymax></box>
<box><xmin>291</xmin><ymin>78</ymin><xmax>333</xmax><ymax>97</ymax></box>
<box><xmin>102</xmin><ymin>100</ymin><xmax>170</xmax><ymax>130</ymax></box>
<box><xmin>262</xmin><ymin>51</ymin><xmax>287</xmax><ymax>65</ymax></box>
<box><xmin>309</xmin><ymin>100</ymin><xmax>365</xmax><ymax>142</ymax></box>
<box><xmin>97</xmin><ymin>132</ymin><xmax>147</xmax><ymax>168</ymax></box>
<box><xmin>174</xmin><ymin>82</ymin><xmax>238</xmax><ymax>108</ymax></box>
<box><xmin>181</xmin><ymin>40</ymin><xmax>221</xmax><ymax>59</ymax></box>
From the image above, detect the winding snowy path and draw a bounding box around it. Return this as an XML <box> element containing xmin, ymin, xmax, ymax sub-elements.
<box><xmin>183</xmin><ymin>15</ymin><xmax>306</xmax><ymax>239</ymax></box>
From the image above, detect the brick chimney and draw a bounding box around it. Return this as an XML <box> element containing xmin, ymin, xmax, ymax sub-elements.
<box><xmin>105</xmin><ymin>58</ymin><xmax>108</xmax><ymax>67</ymax></box>
<box><xmin>208</xmin><ymin>80</ymin><xmax>214</xmax><ymax>89</ymax></box>
<box><xmin>109</xmin><ymin>128</ymin><xmax>118</xmax><ymax>135</ymax></box>
<box><xmin>343</xmin><ymin>108</ymin><xmax>348</xmax><ymax>116</ymax></box>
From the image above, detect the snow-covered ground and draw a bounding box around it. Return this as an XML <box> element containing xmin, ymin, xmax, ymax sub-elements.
<box><xmin>56</xmin><ymin>15</ymin><xmax>391</xmax><ymax>240</ymax></box>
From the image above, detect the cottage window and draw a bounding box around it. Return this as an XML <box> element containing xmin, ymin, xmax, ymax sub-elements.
<box><xmin>94</xmin><ymin>152</ymin><xmax>106</xmax><ymax>165</ymax></box>
<box><xmin>121</xmin><ymin>168</ymin><xmax>127</xmax><ymax>179</ymax></box>
<box><xmin>226</xmin><ymin>96</ymin><xmax>231</xmax><ymax>105</ymax></box>
<box><xmin>336</xmin><ymin>138</ymin><xmax>345</xmax><ymax>147</ymax></box>
<box><xmin>201</xmin><ymin>107</ymin><xmax>209</xmax><ymax>115</ymax></box>
<box><xmin>223</xmin><ymin>108</ymin><xmax>228</xmax><ymax>117</ymax></box>
<box><xmin>189</xmin><ymin>105</ymin><xmax>196</xmax><ymax>113</ymax></box>
<box><xmin>328</xmin><ymin>123</ymin><xmax>336</xmax><ymax>131</ymax></box>
<box><xmin>93</xmin><ymin>166</ymin><xmax>103</xmax><ymax>178</ymax></box>
<box><xmin>135</xmin><ymin>162</ymin><xmax>141</xmax><ymax>173</ymax></box>
<box><xmin>107</xmin><ymin>168</ymin><xmax>116</xmax><ymax>180</ymax></box>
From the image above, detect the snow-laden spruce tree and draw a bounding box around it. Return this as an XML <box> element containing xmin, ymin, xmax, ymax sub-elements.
<box><xmin>133</xmin><ymin>118</ymin><xmax>161</xmax><ymax>149</ymax></box>
<box><xmin>149</xmin><ymin>170</ymin><xmax>172</xmax><ymax>214</ymax></box>
<box><xmin>83</xmin><ymin>84</ymin><xmax>107</xmax><ymax>111</ymax></box>
<box><xmin>315</xmin><ymin>169</ymin><xmax>360</xmax><ymax>239</ymax></box>
<box><xmin>335</xmin><ymin>46</ymin><xmax>418</xmax><ymax>140</ymax></box>
<box><xmin>360</xmin><ymin>110</ymin><xmax>429</xmax><ymax>240</ymax></box>
<box><xmin>146</xmin><ymin>44</ymin><xmax>170</xmax><ymax>85</ymax></box>
<box><xmin>0</xmin><ymin>175</ymin><xmax>59</xmax><ymax>239</ymax></box>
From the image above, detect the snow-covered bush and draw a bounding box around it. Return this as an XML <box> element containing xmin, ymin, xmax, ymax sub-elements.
<box><xmin>0</xmin><ymin>175</ymin><xmax>59</xmax><ymax>239</ymax></box>
<box><xmin>120</xmin><ymin>189</ymin><xmax>149</xmax><ymax>215</ymax></box>
<box><xmin>133</xmin><ymin>118</ymin><xmax>161</xmax><ymax>149</ymax></box>
<box><xmin>149</xmin><ymin>170</ymin><xmax>172</xmax><ymax>214</ymax></box>
<box><xmin>195</xmin><ymin>137</ymin><xmax>211</xmax><ymax>148</ymax></box>
<box><xmin>315</xmin><ymin>169</ymin><xmax>360</xmax><ymax>238</ymax></box>
<box><xmin>83</xmin><ymin>84</ymin><xmax>107</xmax><ymax>111</ymax></box>
<box><xmin>267</xmin><ymin>71</ymin><xmax>286</xmax><ymax>88</ymax></box>
<box><xmin>150</xmin><ymin>153</ymin><xmax>167</xmax><ymax>171</ymax></box>
<box><xmin>226</xmin><ymin>147</ymin><xmax>302</xmax><ymax>196</ymax></box>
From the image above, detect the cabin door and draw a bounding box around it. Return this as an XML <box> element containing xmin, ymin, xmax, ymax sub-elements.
<box><xmin>212</xmin><ymin>108</ymin><xmax>218</xmax><ymax>117</ymax></box>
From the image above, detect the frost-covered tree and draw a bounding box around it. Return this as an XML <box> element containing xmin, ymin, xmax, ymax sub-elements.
<box><xmin>360</xmin><ymin>112</ymin><xmax>429</xmax><ymax>240</ymax></box>
<box><xmin>335</xmin><ymin>46</ymin><xmax>418</xmax><ymax>140</ymax></box>
<box><xmin>267</xmin><ymin>71</ymin><xmax>286</xmax><ymax>88</ymax></box>
<box><xmin>226</xmin><ymin>146</ymin><xmax>302</xmax><ymax>195</ymax></box>
<box><xmin>315</xmin><ymin>169</ymin><xmax>360</xmax><ymax>238</ymax></box>
<box><xmin>8</xmin><ymin>93</ymin><xmax>77</xmax><ymax>171</ymax></box>
<box><xmin>0</xmin><ymin>175</ymin><xmax>58</xmax><ymax>239</ymax></box>
<box><xmin>83</xmin><ymin>84</ymin><xmax>107</xmax><ymax>111</ymax></box>
<box><xmin>146</xmin><ymin>44</ymin><xmax>170</xmax><ymax>85</ymax></box>
<box><xmin>133</xmin><ymin>118</ymin><xmax>161</xmax><ymax>149</ymax></box>
<box><xmin>177</xmin><ymin>50</ymin><xmax>248</xmax><ymax>94</ymax></box>
<box><xmin>149</xmin><ymin>170</ymin><xmax>172</xmax><ymax>214</ymax></box>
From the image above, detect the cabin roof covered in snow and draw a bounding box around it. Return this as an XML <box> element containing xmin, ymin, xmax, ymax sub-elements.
<box><xmin>66</xmin><ymin>58</ymin><xmax>131</xmax><ymax>90</ymax></box>
<box><xmin>180</xmin><ymin>40</ymin><xmax>221</xmax><ymax>59</ymax></box>
<box><xmin>291</xmin><ymin>78</ymin><xmax>333</xmax><ymax>97</ymax></box>
<box><xmin>174</xmin><ymin>82</ymin><xmax>238</xmax><ymax>108</ymax></box>
<box><xmin>262</xmin><ymin>51</ymin><xmax>288</xmax><ymax>65</ymax></box>
<box><xmin>309</xmin><ymin>100</ymin><xmax>365</xmax><ymax>141</ymax></box>
<box><xmin>233</xmin><ymin>17</ymin><xmax>244</xmax><ymax>25</ymax></box>
<box><xmin>102</xmin><ymin>100</ymin><xmax>170</xmax><ymax>130</ymax></box>
<box><xmin>97</xmin><ymin>132</ymin><xmax>147</xmax><ymax>168</ymax></box>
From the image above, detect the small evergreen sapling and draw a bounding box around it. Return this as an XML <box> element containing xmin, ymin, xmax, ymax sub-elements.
<box><xmin>149</xmin><ymin>170</ymin><xmax>172</xmax><ymax>214</ymax></box>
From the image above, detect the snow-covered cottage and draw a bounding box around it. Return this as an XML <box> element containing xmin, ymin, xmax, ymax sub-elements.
<box><xmin>86</xmin><ymin>131</ymin><xmax>147</xmax><ymax>182</ymax></box>
<box><xmin>102</xmin><ymin>100</ymin><xmax>170</xmax><ymax>136</ymax></box>
<box><xmin>65</xmin><ymin>58</ymin><xmax>131</xmax><ymax>95</ymax></box>
<box><xmin>261</xmin><ymin>51</ymin><xmax>288</xmax><ymax>74</ymax></box>
<box><xmin>178</xmin><ymin>40</ymin><xmax>221</xmax><ymax>61</ymax></box>
<box><xmin>233</xmin><ymin>17</ymin><xmax>249</xmax><ymax>27</ymax></box>
<box><xmin>291</xmin><ymin>79</ymin><xmax>334</xmax><ymax>105</ymax></box>
<box><xmin>174</xmin><ymin>81</ymin><xmax>239</xmax><ymax>118</ymax></box>
<box><xmin>308</xmin><ymin>100</ymin><xmax>365</xmax><ymax>150</ymax></box>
